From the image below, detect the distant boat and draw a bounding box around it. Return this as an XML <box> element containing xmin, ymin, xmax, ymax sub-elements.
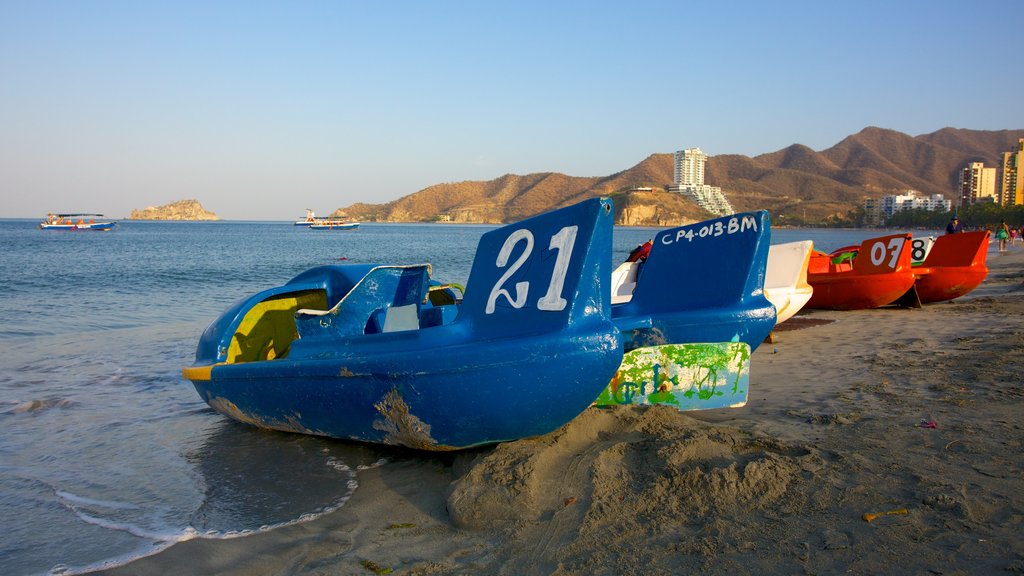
<box><xmin>294</xmin><ymin>209</ymin><xmax>317</xmax><ymax>226</ymax></box>
<box><xmin>38</xmin><ymin>213</ymin><xmax>116</xmax><ymax>231</ymax></box>
<box><xmin>309</xmin><ymin>220</ymin><xmax>359</xmax><ymax>231</ymax></box>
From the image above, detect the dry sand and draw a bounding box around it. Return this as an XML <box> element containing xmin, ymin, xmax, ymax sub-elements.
<box><xmin>101</xmin><ymin>249</ymin><xmax>1024</xmax><ymax>576</ymax></box>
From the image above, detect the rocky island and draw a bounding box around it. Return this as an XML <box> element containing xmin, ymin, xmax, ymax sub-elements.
<box><xmin>128</xmin><ymin>199</ymin><xmax>220</xmax><ymax>221</ymax></box>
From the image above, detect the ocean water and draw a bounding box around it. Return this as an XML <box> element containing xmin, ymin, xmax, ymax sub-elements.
<box><xmin>0</xmin><ymin>217</ymin><xmax>916</xmax><ymax>575</ymax></box>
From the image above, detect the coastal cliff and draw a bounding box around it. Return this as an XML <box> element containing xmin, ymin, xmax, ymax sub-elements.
<box><xmin>128</xmin><ymin>199</ymin><xmax>220</xmax><ymax>221</ymax></box>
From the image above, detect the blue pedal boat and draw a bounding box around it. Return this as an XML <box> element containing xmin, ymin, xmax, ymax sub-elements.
<box><xmin>610</xmin><ymin>211</ymin><xmax>776</xmax><ymax>353</ymax></box>
<box><xmin>183</xmin><ymin>198</ymin><xmax>623</xmax><ymax>451</ymax></box>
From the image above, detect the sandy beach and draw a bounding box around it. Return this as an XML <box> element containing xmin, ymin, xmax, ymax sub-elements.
<box><xmin>101</xmin><ymin>248</ymin><xmax>1024</xmax><ymax>576</ymax></box>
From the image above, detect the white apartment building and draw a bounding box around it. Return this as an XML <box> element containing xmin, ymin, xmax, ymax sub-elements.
<box><xmin>674</xmin><ymin>148</ymin><xmax>707</xmax><ymax>186</ymax></box>
<box><xmin>670</xmin><ymin>147</ymin><xmax>734</xmax><ymax>216</ymax></box>
<box><xmin>864</xmin><ymin>190</ymin><xmax>951</xmax><ymax>223</ymax></box>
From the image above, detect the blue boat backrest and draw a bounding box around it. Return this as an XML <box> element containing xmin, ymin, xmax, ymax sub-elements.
<box><xmin>623</xmin><ymin>211</ymin><xmax>771</xmax><ymax>314</ymax></box>
<box><xmin>458</xmin><ymin>197</ymin><xmax>615</xmax><ymax>339</ymax></box>
<box><xmin>295</xmin><ymin>264</ymin><xmax>431</xmax><ymax>338</ymax></box>
<box><xmin>287</xmin><ymin>264</ymin><xmax>376</xmax><ymax>311</ymax></box>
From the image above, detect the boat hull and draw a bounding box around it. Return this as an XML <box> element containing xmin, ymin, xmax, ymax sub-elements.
<box><xmin>309</xmin><ymin>222</ymin><xmax>358</xmax><ymax>230</ymax></box>
<box><xmin>806</xmin><ymin>269</ymin><xmax>916</xmax><ymax>310</ymax></box>
<box><xmin>912</xmin><ymin>231</ymin><xmax>989</xmax><ymax>303</ymax></box>
<box><xmin>190</xmin><ymin>332</ymin><xmax>620</xmax><ymax>450</ymax></box>
<box><xmin>39</xmin><ymin>222</ymin><xmax>116</xmax><ymax>231</ymax></box>
<box><xmin>806</xmin><ymin>233</ymin><xmax>916</xmax><ymax>310</ymax></box>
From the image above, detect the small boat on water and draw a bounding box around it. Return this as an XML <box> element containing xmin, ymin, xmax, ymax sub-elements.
<box><xmin>806</xmin><ymin>233</ymin><xmax>917</xmax><ymax>310</ymax></box>
<box><xmin>294</xmin><ymin>209</ymin><xmax>318</xmax><ymax>226</ymax></box>
<box><xmin>38</xmin><ymin>213</ymin><xmax>116</xmax><ymax>231</ymax></box>
<box><xmin>184</xmin><ymin>198</ymin><xmax>623</xmax><ymax>450</ymax></box>
<box><xmin>308</xmin><ymin>220</ymin><xmax>359</xmax><ymax>231</ymax></box>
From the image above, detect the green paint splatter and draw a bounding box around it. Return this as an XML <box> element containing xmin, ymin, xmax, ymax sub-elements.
<box><xmin>597</xmin><ymin>342</ymin><xmax>750</xmax><ymax>411</ymax></box>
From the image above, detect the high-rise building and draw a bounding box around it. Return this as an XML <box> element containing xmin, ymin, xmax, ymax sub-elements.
<box><xmin>674</xmin><ymin>147</ymin><xmax>707</xmax><ymax>186</ymax></box>
<box><xmin>863</xmin><ymin>197</ymin><xmax>883</xmax><ymax>225</ymax></box>
<box><xmin>957</xmin><ymin>162</ymin><xmax>997</xmax><ymax>208</ymax></box>
<box><xmin>1000</xmin><ymin>138</ymin><xmax>1024</xmax><ymax>206</ymax></box>
<box><xmin>669</xmin><ymin>147</ymin><xmax>734</xmax><ymax>216</ymax></box>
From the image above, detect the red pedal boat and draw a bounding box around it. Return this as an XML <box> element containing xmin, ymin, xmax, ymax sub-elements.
<box><xmin>912</xmin><ymin>231</ymin><xmax>990</xmax><ymax>303</ymax></box>
<box><xmin>806</xmin><ymin>233</ymin><xmax>916</xmax><ymax>310</ymax></box>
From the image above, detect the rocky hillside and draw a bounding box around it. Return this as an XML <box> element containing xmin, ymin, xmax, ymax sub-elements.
<box><xmin>335</xmin><ymin>127</ymin><xmax>1024</xmax><ymax>226</ymax></box>
<box><xmin>128</xmin><ymin>199</ymin><xmax>220</xmax><ymax>221</ymax></box>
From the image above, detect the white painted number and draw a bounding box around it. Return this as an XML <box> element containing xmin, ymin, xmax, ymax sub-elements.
<box><xmin>536</xmin><ymin>225</ymin><xmax>578</xmax><ymax>311</ymax></box>
<box><xmin>663</xmin><ymin>214</ymin><xmax>758</xmax><ymax>245</ymax></box>
<box><xmin>868</xmin><ymin>238</ymin><xmax>904</xmax><ymax>269</ymax></box>
<box><xmin>485</xmin><ymin>229</ymin><xmax>533</xmax><ymax>314</ymax></box>
<box><xmin>486</xmin><ymin>225</ymin><xmax>579</xmax><ymax>315</ymax></box>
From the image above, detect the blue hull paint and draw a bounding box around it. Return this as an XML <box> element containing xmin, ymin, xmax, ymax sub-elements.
<box><xmin>308</xmin><ymin>222</ymin><xmax>358</xmax><ymax>230</ymax></box>
<box><xmin>193</xmin><ymin>330</ymin><xmax>621</xmax><ymax>449</ymax></box>
<box><xmin>611</xmin><ymin>211</ymin><xmax>775</xmax><ymax>352</ymax></box>
<box><xmin>184</xmin><ymin>202</ymin><xmax>777</xmax><ymax>450</ymax></box>
<box><xmin>185</xmin><ymin>198</ymin><xmax>623</xmax><ymax>450</ymax></box>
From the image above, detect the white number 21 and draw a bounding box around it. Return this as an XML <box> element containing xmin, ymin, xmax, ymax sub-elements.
<box><xmin>485</xmin><ymin>225</ymin><xmax>578</xmax><ymax>314</ymax></box>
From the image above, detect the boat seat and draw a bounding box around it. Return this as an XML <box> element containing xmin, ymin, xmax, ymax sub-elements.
<box><xmin>610</xmin><ymin>261</ymin><xmax>640</xmax><ymax>304</ymax></box>
<box><xmin>364</xmin><ymin>308</ymin><xmax>387</xmax><ymax>334</ymax></box>
<box><xmin>382</xmin><ymin>303</ymin><xmax>419</xmax><ymax>332</ymax></box>
<box><xmin>364</xmin><ymin>303</ymin><xmax>421</xmax><ymax>334</ymax></box>
<box><xmin>295</xmin><ymin>264</ymin><xmax>431</xmax><ymax>339</ymax></box>
<box><xmin>418</xmin><ymin>303</ymin><xmax>459</xmax><ymax>328</ymax></box>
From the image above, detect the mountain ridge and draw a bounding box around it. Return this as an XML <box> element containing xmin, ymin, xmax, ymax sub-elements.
<box><xmin>334</xmin><ymin>127</ymin><xmax>1024</xmax><ymax>226</ymax></box>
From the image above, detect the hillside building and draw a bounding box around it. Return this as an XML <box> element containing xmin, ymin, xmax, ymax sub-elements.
<box><xmin>957</xmin><ymin>162</ymin><xmax>997</xmax><ymax>208</ymax></box>
<box><xmin>863</xmin><ymin>197</ymin><xmax>883</xmax><ymax>225</ymax></box>
<box><xmin>669</xmin><ymin>147</ymin><xmax>734</xmax><ymax>216</ymax></box>
<box><xmin>863</xmin><ymin>190</ymin><xmax>951</xmax><ymax>224</ymax></box>
<box><xmin>1000</xmin><ymin>138</ymin><xmax>1024</xmax><ymax>206</ymax></box>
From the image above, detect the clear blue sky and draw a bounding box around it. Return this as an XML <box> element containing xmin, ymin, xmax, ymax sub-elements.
<box><xmin>2</xmin><ymin>0</ymin><xmax>1022</xmax><ymax>220</ymax></box>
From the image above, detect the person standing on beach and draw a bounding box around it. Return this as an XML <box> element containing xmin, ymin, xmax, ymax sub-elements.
<box><xmin>945</xmin><ymin>217</ymin><xmax>963</xmax><ymax>234</ymax></box>
<box><xmin>996</xmin><ymin>220</ymin><xmax>1010</xmax><ymax>251</ymax></box>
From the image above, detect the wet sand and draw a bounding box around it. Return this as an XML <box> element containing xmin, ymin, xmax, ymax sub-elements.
<box><xmin>101</xmin><ymin>248</ymin><xmax>1024</xmax><ymax>576</ymax></box>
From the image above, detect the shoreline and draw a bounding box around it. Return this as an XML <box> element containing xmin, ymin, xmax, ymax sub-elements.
<box><xmin>99</xmin><ymin>248</ymin><xmax>1024</xmax><ymax>575</ymax></box>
